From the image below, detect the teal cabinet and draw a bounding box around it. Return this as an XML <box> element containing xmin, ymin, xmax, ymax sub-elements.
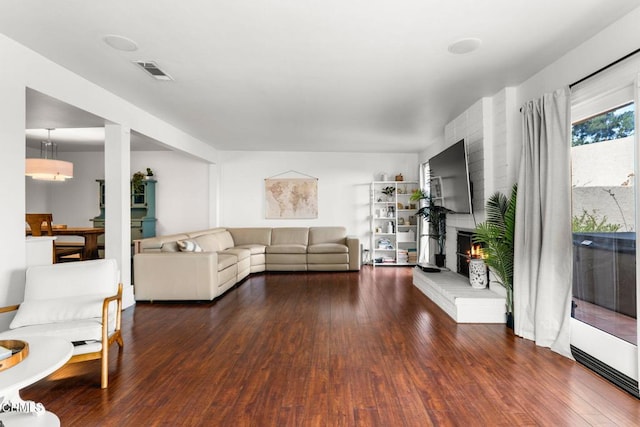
<box><xmin>91</xmin><ymin>179</ymin><xmax>157</xmax><ymax>242</ymax></box>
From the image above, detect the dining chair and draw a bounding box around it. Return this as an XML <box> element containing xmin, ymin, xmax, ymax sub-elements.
<box><xmin>25</xmin><ymin>213</ymin><xmax>84</xmax><ymax>263</ymax></box>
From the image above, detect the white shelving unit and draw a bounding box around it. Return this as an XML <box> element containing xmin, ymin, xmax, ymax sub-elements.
<box><xmin>369</xmin><ymin>181</ymin><xmax>420</xmax><ymax>266</ymax></box>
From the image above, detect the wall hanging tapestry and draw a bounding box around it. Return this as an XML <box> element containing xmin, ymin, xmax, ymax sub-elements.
<box><xmin>265</xmin><ymin>171</ymin><xmax>318</xmax><ymax>219</ymax></box>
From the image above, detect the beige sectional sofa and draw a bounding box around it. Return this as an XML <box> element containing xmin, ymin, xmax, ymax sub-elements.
<box><xmin>133</xmin><ymin>226</ymin><xmax>360</xmax><ymax>301</ymax></box>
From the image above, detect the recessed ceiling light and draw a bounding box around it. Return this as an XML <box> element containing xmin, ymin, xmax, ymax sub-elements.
<box><xmin>448</xmin><ymin>38</ymin><xmax>482</xmax><ymax>55</ymax></box>
<box><xmin>103</xmin><ymin>35</ymin><xmax>138</xmax><ymax>52</ymax></box>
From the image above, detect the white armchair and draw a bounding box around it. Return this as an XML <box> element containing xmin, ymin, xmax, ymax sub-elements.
<box><xmin>0</xmin><ymin>259</ymin><xmax>123</xmax><ymax>388</ymax></box>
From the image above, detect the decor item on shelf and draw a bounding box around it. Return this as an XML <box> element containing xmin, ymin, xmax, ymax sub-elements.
<box><xmin>395</xmin><ymin>173</ymin><xmax>404</xmax><ymax>181</ymax></box>
<box><xmin>386</xmin><ymin>221</ymin><xmax>394</xmax><ymax>234</ymax></box>
<box><xmin>411</xmin><ymin>189</ymin><xmax>453</xmax><ymax>267</ymax></box>
<box><xmin>145</xmin><ymin>167</ymin><xmax>154</xmax><ymax>179</ymax></box>
<box><xmin>377</xmin><ymin>238</ymin><xmax>393</xmax><ymax>250</ymax></box>
<box><xmin>25</xmin><ymin>128</ymin><xmax>73</xmax><ymax>182</ymax></box>
<box><xmin>469</xmin><ymin>258</ymin><xmax>488</xmax><ymax>289</ymax></box>
<box><xmin>386</xmin><ymin>205</ymin><xmax>395</xmax><ymax>217</ymax></box>
<box><xmin>472</xmin><ymin>183</ymin><xmax>518</xmax><ymax>327</ymax></box>
<box><xmin>380</xmin><ymin>173</ymin><xmax>389</xmax><ymax>181</ymax></box>
<box><xmin>381</xmin><ymin>186</ymin><xmax>395</xmax><ymax>201</ymax></box>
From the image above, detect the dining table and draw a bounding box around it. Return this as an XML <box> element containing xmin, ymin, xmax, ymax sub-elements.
<box><xmin>26</xmin><ymin>227</ymin><xmax>105</xmax><ymax>260</ymax></box>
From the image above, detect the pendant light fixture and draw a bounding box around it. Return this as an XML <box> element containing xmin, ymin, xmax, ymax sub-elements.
<box><xmin>25</xmin><ymin>128</ymin><xmax>74</xmax><ymax>182</ymax></box>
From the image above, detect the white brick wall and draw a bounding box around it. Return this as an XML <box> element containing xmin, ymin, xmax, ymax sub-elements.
<box><xmin>438</xmin><ymin>89</ymin><xmax>518</xmax><ymax>271</ymax></box>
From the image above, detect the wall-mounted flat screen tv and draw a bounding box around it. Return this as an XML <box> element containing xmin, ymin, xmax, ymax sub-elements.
<box><xmin>428</xmin><ymin>139</ymin><xmax>473</xmax><ymax>214</ymax></box>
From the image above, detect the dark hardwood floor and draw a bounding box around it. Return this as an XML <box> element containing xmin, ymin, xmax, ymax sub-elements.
<box><xmin>24</xmin><ymin>266</ymin><xmax>640</xmax><ymax>426</ymax></box>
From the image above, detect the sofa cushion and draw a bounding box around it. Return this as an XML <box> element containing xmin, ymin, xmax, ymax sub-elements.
<box><xmin>0</xmin><ymin>319</ymin><xmax>105</xmax><ymax>343</ymax></box>
<box><xmin>234</xmin><ymin>244</ymin><xmax>266</xmax><ymax>255</ymax></box>
<box><xmin>270</xmin><ymin>228</ymin><xmax>309</xmax><ymax>246</ymax></box>
<box><xmin>228</xmin><ymin>228</ymin><xmax>272</xmax><ymax>246</ymax></box>
<box><xmin>217</xmin><ymin>253</ymin><xmax>237</xmax><ymax>271</ymax></box>
<box><xmin>25</xmin><ymin>259</ymin><xmax>119</xmax><ymax>300</ymax></box>
<box><xmin>309</xmin><ymin>227</ymin><xmax>346</xmax><ymax>245</ymax></box>
<box><xmin>217</xmin><ymin>231</ymin><xmax>235</xmax><ymax>251</ymax></box>
<box><xmin>140</xmin><ymin>234</ymin><xmax>189</xmax><ymax>252</ymax></box>
<box><xmin>250</xmin><ymin>254</ymin><xmax>266</xmax><ymax>266</ymax></box>
<box><xmin>10</xmin><ymin>295</ymin><xmax>107</xmax><ymax>329</ymax></box>
<box><xmin>307</xmin><ymin>253</ymin><xmax>349</xmax><ymax>264</ymax></box>
<box><xmin>222</xmin><ymin>248</ymin><xmax>251</xmax><ymax>260</ymax></box>
<box><xmin>307</xmin><ymin>243</ymin><xmax>348</xmax><ymax>254</ymax></box>
<box><xmin>186</xmin><ymin>228</ymin><xmax>227</xmax><ymax>238</ymax></box>
<box><xmin>194</xmin><ymin>234</ymin><xmax>222</xmax><ymax>252</ymax></box>
<box><xmin>217</xmin><ymin>262</ymin><xmax>237</xmax><ymax>289</ymax></box>
<box><xmin>177</xmin><ymin>240</ymin><xmax>203</xmax><ymax>252</ymax></box>
<box><xmin>266</xmin><ymin>244</ymin><xmax>308</xmax><ymax>254</ymax></box>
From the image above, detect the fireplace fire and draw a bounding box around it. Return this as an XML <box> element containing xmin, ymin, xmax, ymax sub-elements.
<box><xmin>456</xmin><ymin>230</ymin><xmax>484</xmax><ymax>277</ymax></box>
<box><xmin>457</xmin><ymin>229</ymin><xmax>489</xmax><ymax>288</ymax></box>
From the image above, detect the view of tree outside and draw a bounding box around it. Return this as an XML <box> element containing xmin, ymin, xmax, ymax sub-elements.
<box><xmin>572</xmin><ymin>103</ymin><xmax>635</xmax><ymax>146</ymax></box>
<box><xmin>571</xmin><ymin>103</ymin><xmax>635</xmax><ymax>233</ymax></box>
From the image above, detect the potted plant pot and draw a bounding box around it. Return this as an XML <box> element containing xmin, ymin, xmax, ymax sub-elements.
<box><xmin>435</xmin><ymin>254</ymin><xmax>446</xmax><ymax>267</ymax></box>
<box><xmin>506</xmin><ymin>312</ymin><xmax>514</xmax><ymax>329</ymax></box>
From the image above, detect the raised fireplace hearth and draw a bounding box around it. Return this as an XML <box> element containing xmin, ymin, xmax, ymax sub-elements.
<box><xmin>412</xmin><ymin>268</ymin><xmax>506</xmax><ymax>323</ymax></box>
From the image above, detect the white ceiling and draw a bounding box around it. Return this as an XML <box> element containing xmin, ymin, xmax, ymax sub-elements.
<box><xmin>25</xmin><ymin>88</ymin><xmax>170</xmax><ymax>152</ymax></box>
<box><xmin>3</xmin><ymin>0</ymin><xmax>640</xmax><ymax>153</ymax></box>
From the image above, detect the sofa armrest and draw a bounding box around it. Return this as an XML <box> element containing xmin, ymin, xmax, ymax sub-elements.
<box><xmin>346</xmin><ymin>236</ymin><xmax>360</xmax><ymax>271</ymax></box>
<box><xmin>133</xmin><ymin>252</ymin><xmax>220</xmax><ymax>301</ymax></box>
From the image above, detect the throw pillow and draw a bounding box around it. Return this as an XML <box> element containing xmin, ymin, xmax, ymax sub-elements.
<box><xmin>177</xmin><ymin>240</ymin><xmax>203</xmax><ymax>252</ymax></box>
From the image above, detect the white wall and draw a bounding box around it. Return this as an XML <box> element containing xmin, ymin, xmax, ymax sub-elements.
<box><xmin>439</xmin><ymin>99</ymin><xmax>488</xmax><ymax>271</ymax></box>
<box><xmin>26</xmin><ymin>150</ymin><xmax>211</xmax><ymax>237</ymax></box>
<box><xmin>131</xmin><ymin>151</ymin><xmax>210</xmax><ymax>235</ymax></box>
<box><xmin>0</xmin><ymin>33</ymin><xmax>217</xmax><ymax>319</ymax></box>
<box><xmin>517</xmin><ymin>8</ymin><xmax>640</xmax><ymax>110</ymax></box>
<box><xmin>219</xmin><ymin>150</ymin><xmax>419</xmax><ymax>248</ymax></box>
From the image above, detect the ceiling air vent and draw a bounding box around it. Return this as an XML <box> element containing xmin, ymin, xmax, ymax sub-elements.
<box><xmin>132</xmin><ymin>61</ymin><xmax>173</xmax><ymax>81</ymax></box>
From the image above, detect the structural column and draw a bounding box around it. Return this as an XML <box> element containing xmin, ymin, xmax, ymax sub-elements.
<box><xmin>0</xmin><ymin>78</ymin><xmax>27</xmax><ymax>329</ymax></box>
<box><xmin>104</xmin><ymin>124</ymin><xmax>134</xmax><ymax>308</ymax></box>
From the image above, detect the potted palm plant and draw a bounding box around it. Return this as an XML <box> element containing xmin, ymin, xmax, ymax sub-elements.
<box><xmin>472</xmin><ymin>183</ymin><xmax>517</xmax><ymax>328</ymax></box>
<box><xmin>410</xmin><ymin>189</ymin><xmax>452</xmax><ymax>267</ymax></box>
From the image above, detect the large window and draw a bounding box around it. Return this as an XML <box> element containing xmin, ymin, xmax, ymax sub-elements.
<box><xmin>571</xmin><ymin>102</ymin><xmax>636</xmax><ymax>344</ymax></box>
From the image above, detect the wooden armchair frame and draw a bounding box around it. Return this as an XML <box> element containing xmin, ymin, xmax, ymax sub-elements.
<box><xmin>0</xmin><ymin>283</ymin><xmax>124</xmax><ymax>389</ymax></box>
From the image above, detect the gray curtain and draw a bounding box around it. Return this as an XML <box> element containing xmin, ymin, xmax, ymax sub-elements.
<box><xmin>514</xmin><ymin>87</ymin><xmax>573</xmax><ymax>358</ymax></box>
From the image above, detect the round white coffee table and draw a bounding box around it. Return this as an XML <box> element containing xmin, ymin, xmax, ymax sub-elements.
<box><xmin>0</xmin><ymin>337</ymin><xmax>73</xmax><ymax>427</ymax></box>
